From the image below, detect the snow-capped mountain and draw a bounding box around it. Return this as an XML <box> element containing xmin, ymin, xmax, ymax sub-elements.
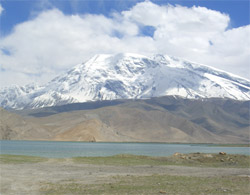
<box><xmin>1</xmin><ymin>53</ymin><xmax>250</xmax><ymax>110</ymax></box>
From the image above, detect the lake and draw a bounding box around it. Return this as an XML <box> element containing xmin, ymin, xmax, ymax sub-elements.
<box><xmin>0</xmin><ymin>140</ymin><xmax>249</xmax><ymax>158</ymax></box>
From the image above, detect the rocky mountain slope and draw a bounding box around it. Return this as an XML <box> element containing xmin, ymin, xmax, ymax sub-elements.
<box><xmin>1</xmin><ymin>53</ymin><xmax>249</xmax><ymax>110</ymax></box>
<box><xmin>0</xmin><ymin>108</ymin><xmax>50</xmax><ymax>140</ymax></box>
<box><xmin>2</xmin><ymin>96</ymin><xmax>247</xmax><ymax>143</ymax></box>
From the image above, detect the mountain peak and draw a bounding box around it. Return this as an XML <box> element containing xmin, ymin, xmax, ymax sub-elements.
<box><xmin>1</xmin><ymin>53</ymin><xmax>249</xmax><ymax>110</ymax></box>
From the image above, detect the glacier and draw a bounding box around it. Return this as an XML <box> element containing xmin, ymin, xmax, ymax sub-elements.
<box><xmin>1</xmin><ymin>53</ymin><xmax>250</xmax><ymax>110</ymax></box>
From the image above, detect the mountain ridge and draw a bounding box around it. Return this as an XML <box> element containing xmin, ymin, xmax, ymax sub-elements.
<box><xmin>1</xmin><ymin>53</ymin><xmax>250</xmax><ymax>110</ymax></box>
<box><xmin>2</xmin><ymin>96</ymin><xmax>249</xmax><ymax>143</ymax></box>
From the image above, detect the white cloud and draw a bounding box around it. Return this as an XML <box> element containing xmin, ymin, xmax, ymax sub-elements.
<box><xmin>0</xmin><ymin>4</ymin><xmax>4</xmax><ymax>15</ymax></box>
<box><xmin>0</xmin><ymin>1</ymin><xmax>249</xmax><ymax>87</ymax></box>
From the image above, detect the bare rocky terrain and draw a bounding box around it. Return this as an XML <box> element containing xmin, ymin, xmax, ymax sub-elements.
<box><xmin>0</xmin><ymin>107</ymin><xmax>51</xmax><ymax>140</ymax></box>
<box><xmin>1</xmin><ymin>96</ymin><xmax>249</xmax><ymax>143</ymax></box>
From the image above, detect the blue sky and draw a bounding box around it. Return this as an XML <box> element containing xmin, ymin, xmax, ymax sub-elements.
<box><xmin>0</xmin><ymin>0</ymin><xmax>249</xmax><ymax>87</ymax></box>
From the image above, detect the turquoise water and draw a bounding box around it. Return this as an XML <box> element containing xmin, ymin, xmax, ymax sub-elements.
<box><xmin>0</xmin><ymin>140</ymin><xmax>249</xmax><ymax>158</ymax></box>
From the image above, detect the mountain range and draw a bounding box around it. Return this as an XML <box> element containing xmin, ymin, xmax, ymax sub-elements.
<box><xmin>1</xmin><ymin>53</ymin><xmax>249</xmax><ymax>110</ymax></box>
<box><xmin>0</xmin><ymin>53</ymin><xmax>249</xmax><ymax>143</ymax></box>
<box><xmin>1</xmin><ymin>97</ymin><xmax>249</xmax><ymax>143</ymax></box>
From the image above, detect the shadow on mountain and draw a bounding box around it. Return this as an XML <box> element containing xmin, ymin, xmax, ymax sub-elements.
<box><xmin>28</xmin><ymin>100</ymin><xmax>125</xmax><ymax>117</ymax></box>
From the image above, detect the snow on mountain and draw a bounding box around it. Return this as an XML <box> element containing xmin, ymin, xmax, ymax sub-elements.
<box><xmin>1</xmin><ymin>53</ymin><xmax>250</xmax><ymax>110</ymax></box>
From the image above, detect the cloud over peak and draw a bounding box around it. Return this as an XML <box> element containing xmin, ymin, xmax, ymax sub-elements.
<box><xmin>0</xmin><ymin>1</ymin><xmax>249</xmax><ymax>87</ymax></box>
